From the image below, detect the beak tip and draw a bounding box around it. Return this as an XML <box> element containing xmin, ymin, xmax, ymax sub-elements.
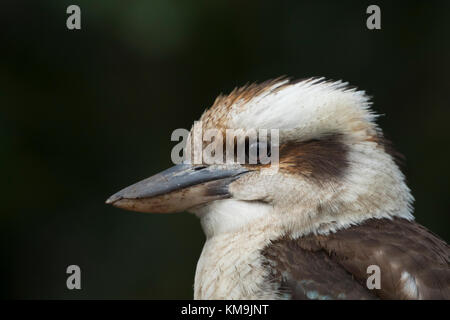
<box><xmin>105</xmin><ymin>194</ymin><xmax>122</xmax><ymax>205</ymax></box>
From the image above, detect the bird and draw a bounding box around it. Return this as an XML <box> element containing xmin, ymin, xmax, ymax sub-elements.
<box><xmin>106</xmin><ymin>77</ymin><xmax>450</xmax><ymax>300</ymax></box>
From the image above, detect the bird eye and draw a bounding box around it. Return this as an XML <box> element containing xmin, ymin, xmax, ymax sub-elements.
<box><xmin>245</xmin><ymin>139</ymin><xmax>271</xmax><ymax>164</ymax></box>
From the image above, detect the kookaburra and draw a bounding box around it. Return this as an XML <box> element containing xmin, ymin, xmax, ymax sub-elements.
<box><xmin>106</xmin><ymin>77</ymin><xmax>450</xmax><ymax>300</ymax></box>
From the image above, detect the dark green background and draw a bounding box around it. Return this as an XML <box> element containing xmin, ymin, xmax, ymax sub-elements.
<box><xmin>1</xmin><ymin>1</ymin><xmax>449</xmax><ymax>299</ymax></box>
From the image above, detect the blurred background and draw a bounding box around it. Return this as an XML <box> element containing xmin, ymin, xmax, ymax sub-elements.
<box><xmin>1</xmin><ymin>0</ymin><xmax>449</xmax><ymax>299</ymax></box>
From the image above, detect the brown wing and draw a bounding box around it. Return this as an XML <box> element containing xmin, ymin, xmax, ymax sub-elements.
<box><xmin>262</xmin><ymin>217</ymin><xmax>450</xmax><ymax>300</ymax></box>
<box><xmin>263</xmin><ymin>237</ymin><xmax>377</xmax><ymax>299</ymax></box>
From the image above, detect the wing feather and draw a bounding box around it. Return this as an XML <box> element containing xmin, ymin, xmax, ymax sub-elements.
<box><xmin>262</xmin><ymin>217</ymin><xmax>450</xmax><ymax>300</ymax></box>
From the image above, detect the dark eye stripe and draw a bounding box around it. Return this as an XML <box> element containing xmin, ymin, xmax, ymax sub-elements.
<box><xmin>278</xmin><ymin>134</ymin><xmax>349</xmax><ymax>182</ymax></box>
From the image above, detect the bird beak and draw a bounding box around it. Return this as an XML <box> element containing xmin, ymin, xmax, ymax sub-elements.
<box><xmin>105</xmin><ymin>164</ymin><xmax>249</xmax><ymax>213</ymax></box>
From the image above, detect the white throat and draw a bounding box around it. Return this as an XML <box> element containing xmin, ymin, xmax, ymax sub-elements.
<box><xmin>192</xmin><ymin>199</ymin><xmax>274</xmax><ymax>239</ymax></box>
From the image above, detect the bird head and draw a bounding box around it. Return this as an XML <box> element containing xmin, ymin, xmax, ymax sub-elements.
<box><xmin>106</xmin><ymin>78</ymin><xmax>413</xmax><ymax>238</ymax></box>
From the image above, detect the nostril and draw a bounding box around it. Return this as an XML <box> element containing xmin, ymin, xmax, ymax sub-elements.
<box><xmin>194</xmin><ymin>165</ymin><xmax>207</xmax><ymax>171</ymax></box>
